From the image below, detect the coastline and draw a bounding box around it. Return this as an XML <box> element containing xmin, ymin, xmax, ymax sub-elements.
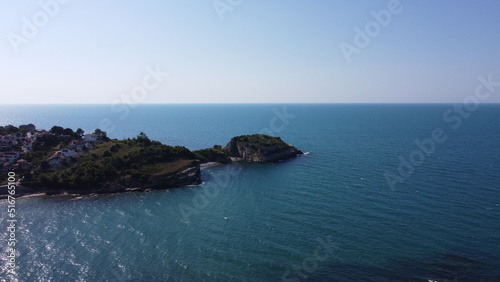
<box><xmin>0</xmin><ymin>161</ymin><xmax>229</xmax><ymax>200</ymax></box>
<box><xmin>0</xmin><ymin>183</ymin><xmax>198</xmax><ymax>200</ymax></box>
<box><xmin>199</xmin><ymin>161</ymin><xmax>223</xmax><ymax>170</ymax></box>
<box><xmin>0</xmin><ymin>184</ymin><xmax>41</xmax><ymax>200</ymax></box>
<box><xmin>0</xmin><ymin>155</ymin><xmax>294</xmax><ymax>200</ymax></box>
<box><xmin>0</xmin><ymin>133</ymin><xmax>303</xmax><ymax>200</ymax></box>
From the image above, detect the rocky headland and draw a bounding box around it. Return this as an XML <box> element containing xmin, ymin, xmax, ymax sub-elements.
<box><xmin>223</xmin><ymin>134</ymin><xmax>303</xmax><ymax>163</ymax></box>
<box><xmin>0</xmin><ymin>129</ymin><xmax>303</xmax><ymax>198</ymax></box>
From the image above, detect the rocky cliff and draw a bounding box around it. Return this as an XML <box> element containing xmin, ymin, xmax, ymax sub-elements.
<box><xmin>223</xmin><ymin>134</ymin><xmax>303</xmax><ymax>163</ymax></box>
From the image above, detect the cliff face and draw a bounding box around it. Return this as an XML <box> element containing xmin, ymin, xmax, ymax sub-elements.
<box><xmin>119</xmin><ymin>162</ymin><xmax>201</xmax><ymax>191</ymax></box>
<box><xmin>157</xmin><ymin>163</ymin><xmax>201</xmax><ymax>188</ymax></box>
<box><xmin>223</xmin><ymin>134</ymin><xmax>303</xmax><ymax>163</ymax></box>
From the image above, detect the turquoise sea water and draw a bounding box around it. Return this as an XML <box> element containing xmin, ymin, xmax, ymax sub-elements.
<box><xmin>0</xmin><ymin>104</ymin><xmax>499</xmax><ymax>281</ymax></box>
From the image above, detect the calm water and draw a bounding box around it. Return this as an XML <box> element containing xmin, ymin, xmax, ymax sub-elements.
<box><xmin>0</xmin><ymin>104</ymin><xmax>499</xmax><ymax>281</ymax></box>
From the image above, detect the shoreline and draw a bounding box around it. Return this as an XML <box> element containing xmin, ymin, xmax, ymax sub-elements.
<box><xmin>0</xmin><ymin>154</ymin><xmax>304</xmax><ymax>201</ymax></box>
<box><xmin>0</xmin><ymin>184</ymin><xmax>193</xmax><ymax>200</ymax></box>
<box><xmin>0</xmin><ymin>161</ymin><xmax>228</xmax><ymax>200</ymax></box>
<box><xmin>0</xmin><ymin>184</ymin><xmax>40</xmax><ymax>199</ymax></box>
<box><xmin>0</xmin><ymin>133</ymin><xmax>304</xmax><ymax>201</ymax></box>
<box><xmin>199</xmin><ymin>161</ymin><xmax>223</xmax><ymax>170</ymax></box>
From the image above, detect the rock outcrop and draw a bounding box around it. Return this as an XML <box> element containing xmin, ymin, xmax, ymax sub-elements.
<box><xmin>223</xmin><ymin>134</ymin><xmax>303</xmax><ymax>163</ymax></box>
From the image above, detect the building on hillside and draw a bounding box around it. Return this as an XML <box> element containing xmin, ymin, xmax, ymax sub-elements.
<box><xmin>4</xmin><ymin>152</ymin><xmax>20</xmax><ymax>165</ymax></box>
<box><xmin>0</xmin><ymin>142</ymin><xmax>12</xmax><ymax>151</ymax></box>
<box><xmin>69</xmin><ymin>140</ymin><xmax>90</xmax><ymax>152</ymax></box>
<box><xmin>83</xmin><ymin>134</ymin><xmax>98</xmax><ymax>142</ymax></box>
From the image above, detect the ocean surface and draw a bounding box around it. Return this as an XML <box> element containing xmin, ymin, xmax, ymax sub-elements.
<box><xmin>0</xmin><ymin>104</ymin><xmax>499</xmax><ymax>281</ymax></box>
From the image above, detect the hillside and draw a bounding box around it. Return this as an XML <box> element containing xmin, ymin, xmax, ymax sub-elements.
<box><xmin>22</xmin><ymin>136</ymin><xmax>201</xmax><ymax>193</ymax></box>
<box><xmin>1</xmin><ymin>128</ymin><xmax>304</xmax><ymax>197</ymax></box>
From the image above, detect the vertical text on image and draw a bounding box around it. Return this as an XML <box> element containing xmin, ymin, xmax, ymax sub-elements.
<box><xmin>6</xmin><ymin>172</ymin><xmax>18</xmax><ymax>276</ymax></box>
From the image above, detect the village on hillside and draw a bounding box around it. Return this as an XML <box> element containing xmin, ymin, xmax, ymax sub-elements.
<box><xmin>0</xmin><ymin>124</ymin><xmax>106</xmax><ymax>178</ymax></box>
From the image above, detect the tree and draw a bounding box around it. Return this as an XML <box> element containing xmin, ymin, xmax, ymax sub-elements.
<box><xmin>62</xmin><ymin>128</ymin><xmax>74</xmax><ymax>136</ymax></box>
<box><xmin>101</xmin><ymin>131</ymin><xmax>107</xmax><ymax>140</ymax></box>
<box><xmin>76</xmin><ymin>128</ymin><xmax>84</xmax><ymax>138</ymax></box>
<box><xmin>40</xmin><ymin>160</ymin><xmax>50</xmax><ymax>170</ymax></box>
<box><xmin>50</xmin><ymin>126</ymin><xmax>64</xmax><ymax>135</ymax></box>
<box><xmin>136</xmin><ymin>132</ymin><xmax>151</xmax><ymax>145</ymax></box>
<box><xmin>19</xmin><ymin>123</ymin><xmax>36</xmax><ymax>131</ymax></box>
<box><xmin>93</xmin><ymin>128</ymin><xmax>108</xmax><ymax>141</ymax></box>
<box><xmin>39</xmin><ymin>175</ymin><xmax>50</xmax><ymax>188</ymax></box>
<box><xmin>4</xmin><ymin>125</ymin><xmax>19</xmax><ymax>134</ymax></box>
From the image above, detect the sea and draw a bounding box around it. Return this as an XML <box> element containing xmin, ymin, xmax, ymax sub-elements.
<box><xmin>0</xmin><ymin>104</ymin><xmax>499</xmax><ymax>281</ymax></box>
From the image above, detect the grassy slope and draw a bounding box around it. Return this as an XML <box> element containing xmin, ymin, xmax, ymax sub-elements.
<box><xmin>10</xmin><ymin>133</ymin><xmax>293</xmax><ymax>190</ymax></box>
<box><xmin>25</xmin><ymin>139</ymin><xmax>198</xmax><ymax>190</ymax></box>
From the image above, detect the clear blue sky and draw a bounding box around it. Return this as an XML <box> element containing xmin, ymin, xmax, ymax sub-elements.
<box><xmin>1</xmin><ymin>0</ymin><xmax>499</xmax><ymax>104</ymax></box>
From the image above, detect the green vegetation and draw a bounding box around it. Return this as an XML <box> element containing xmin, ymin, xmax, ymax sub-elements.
<box><xmin>231</xmin><ymin>134</ymin><xmax>288</xmax><ymax>148</ymax></box>
<box><xmin>1</xmin><ymin>127</ymin><xmax>300</xmax><ymax>193</ymax></box>
<box><xmin>24</xmin><ymin>133</ymin><xmax>199</xmax><ymax>191</ymax></box>
<box><xmin>0</xmin><ymin>127</ymin><xmax>109</xmax><ymax>185</ymax></box>
<box><xmin>193</xmin><ymin>147</ymin><xmax>231</xmax><ymax>163</ymax></box>
<box><xmin>0</xmin><ymin>125</ymin><xmax>20</xmax><ymax>135</ymax></box>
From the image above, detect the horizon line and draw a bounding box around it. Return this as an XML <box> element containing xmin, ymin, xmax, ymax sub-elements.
<box><xmin>2</xmin><ymin>102</ymin><xmax>500</xmax><ymax>105</ymax></box>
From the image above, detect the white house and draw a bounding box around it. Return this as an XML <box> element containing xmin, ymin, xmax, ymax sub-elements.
<box><xmin>21</xmin><ymin>132</ymin><xmax>32</xmax><ymax>139</ymax></box>
<box><xmin>83</xmin><ymin>134</ymin><xmax>98</xmax><ymax>142</ymax></box>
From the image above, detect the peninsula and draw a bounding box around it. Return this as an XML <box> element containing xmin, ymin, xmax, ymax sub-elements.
<box><xmin>0</xmin><ymin>125</ymin><xmax>303</xmax><ymax>198</ymax></box>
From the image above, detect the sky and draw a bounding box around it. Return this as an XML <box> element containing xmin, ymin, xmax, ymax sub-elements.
<box><xmin>0</xmin><ymin>0</ymin><xmax>499</xmax><ymax>104</ymax></box>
